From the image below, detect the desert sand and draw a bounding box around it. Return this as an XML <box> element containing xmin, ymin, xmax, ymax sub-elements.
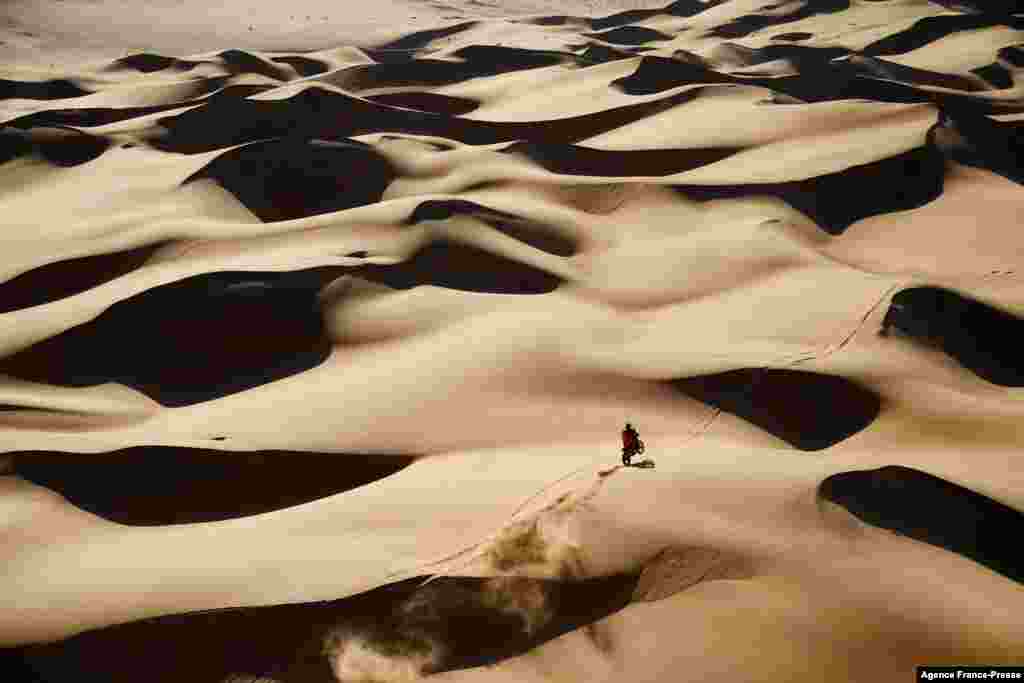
<box><xmin>1</xmin><ymin>0</ymin><xmax>1023</xmax><ymax>681</ymax></box>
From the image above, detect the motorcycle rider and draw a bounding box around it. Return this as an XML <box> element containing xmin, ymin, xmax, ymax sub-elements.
<box><xmin>622</xmin><ymin>422</ymin><xmax>641</xmax><ymax>466</ymax></box>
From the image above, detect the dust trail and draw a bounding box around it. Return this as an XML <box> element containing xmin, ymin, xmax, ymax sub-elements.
<box><xmin>323</xmin><ymin>623</ymin><xmax>446</xmax><ymax>682</ymax></box>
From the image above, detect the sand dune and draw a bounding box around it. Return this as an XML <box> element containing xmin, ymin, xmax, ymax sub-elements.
<box><xmin>1</xmin><ymin>0</ymin><xmax>1023</xmax><ymax>681</ymax></box>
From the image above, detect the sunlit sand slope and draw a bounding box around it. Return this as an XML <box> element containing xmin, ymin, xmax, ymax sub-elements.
<box><xmin>1</xmin><ymin>1</ymin><xmax>1022</xmax><ymax>681</ymax></box>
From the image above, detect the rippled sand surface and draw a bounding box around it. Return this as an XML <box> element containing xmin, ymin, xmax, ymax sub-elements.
<box><xmin>1</xmin><ymin>1</ymin><xmax>1023</xmax><ymax>681</ymax></box>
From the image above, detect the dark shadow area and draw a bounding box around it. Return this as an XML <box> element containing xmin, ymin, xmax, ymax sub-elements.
<box><xmin>216</xmin><ymin>50</ymin><xmax>292</xmax><ymax>81</ymax></box>
<box><xmin>705</xmin><ymin>0</ymin><xmax>849</xmax><ymax>39</ymax></box>
<box><xmin>665</xmin><ymin>0</ymin><xmax>726</xmax><ymax>16</ymax></box>
<box><xmin>614</xmin><ymin>52</ymin><xmax>928</xmax><ymax>105</ymax></box>
<box><xmin>149</xmin><ymin>88</ymin><xmax>338</xmax><ymax>152</ymax></box>
<box><xmin>270</xmin><ymin>56</ymin><xmax>330</xmax><ymax>77</ymax></box>
<box><xmin>573</xmin><ymin>42</ymin><xmax>638</xmax><ymax>64</ymax></box>
<box><xmin>845</xmin><ymin>55</ymin><xmax>987</xmax><ymax>92</ymax></box>
<box><xmin>525</xmin><ymin>15</ymin><xmax>575</xmax><ymax>26</ymax></box>
<box><xmin>408</xmin><ymin>199</ymin><xmax>579</xmax><ymax>256</ymax></box>
<box><xmin>359</xmin><ymin>48</ymin><xmax>420</xmax><ymax>64</ymax></box>
<box><xmin>741</xmin><ymin>44</ymin><xmax>853</xmax><ymax>68</ymax></box>
<box><xmin>668</xmin><ymin>369</ymin><xmax>882</xmax><ymax>450</ymax></box>
<box><xmin>928</xmin><ymin>0</ymin><xmax>1024</xmax><ymax>13</ymax></box>
<box><xmin>0</xmin><ymin>126</ymin><xmax>33</xmax><ymax>164</ymax></box>
<box><xmin>328</xmin><ymin>59</ymin><xmax>517</xmax><ymax>89</ymax></box>
<box><xmin>971</xmin><ymin>63</ymin><xmax>1013</xmax><ymax>89</ymax></box>
<box><xmin>0</xmin><ymin>241</ymin><xmax>173</xmax><ymax>314</ymax></box>
<box><xmin>11</xmin><ymin>572</ymin><xmax>640</xmax><ymax>683</ymax></box>
<box><xmin>503</xmin><ymin>140</ymin><xmax>743</xmax><ymax>177</ymax></box>
<box><xmin>673</xmin><ymin>144</ymin><xmax>946</xmax><ymax>235</ymax></box>
<box><xmin>0</xmin><ymin>125</ymin><xmax>111</xmax><ymax>167</ymax></box>
<box><xmin>369</xmin><ymin>20</ymin><xmax>479</xmax><ymax>53</ymax></box>
<box><xmin>0</xmin><ymin>268</ymin><xmax>348</xmax><ymax>407</ymax></box>
<box><xmin>105</xmin><ymin>53</ymin><xmax>203</xmax><ymax>73</ymax></box>
<box><xmin>365</xmin><ymin>91</ymin><xmax>480</xmax><ymax>115</ymax></box>
<box><xmin>612</xmin><ymin>55</ymin><xmax>734</xmax><ymax>93</ymax></box>
<box><xmin>6</xmin><ymin>103</ymin><xmax>200</xmax><ymax>129</ymax></box>
<box><xmin>190</xmin><ymin>82</ymin><xmax>274</xmax><ymax>102</ymax></box>
<box><xmin>352</xmin><ymin>239</ymin><xmax>565</xmax><ymax>294</ymax></box>
<box><xmin>182</xmin><ymin>137</ymin><xmax>397</xmax><ymax>222</ymax></box>
<box><xmin>998</xmin><ymin>44</ymin><xmax>1024</xmax><ymax>67</ymax></box>
<box><xmin>3</xmin><ymin>81</ymin><xmax>263</xmax><ymax>131</ymax></box>
<box><xmin>150</xmin><ymin>81</ymin><xmax>728</xmax><ymax>153</ymax></box>
<box><xmin>527</xmin><ymin>0</ymin><xmax>724</xmax><ymax>26</ymax></box>
<box><xmin>819</xmin><ymin>465</ymin><xmax>1024</xmax><ymax>584</ymax></box>
<box><xmin>0</xmin><ymin>648</ymin><xmax>41</xmax><ymax>683</ymax></box>
<box><xmin>612</xmin><ymin>54</ymin><xmax>1024</xmax><ymax>114</ymax></box>
<box><xmin>590</xmin><ymin>8</ymin><xmax>665</xmax><ymax>30</ymax></box>
<box><xmin>329</xmin><ymin>48</ymin><xmax>576</xmax><ymax>91</ymax></box>
<box><xmin>931</xmin><ymin>104</ymin><xmax>1024</xmax><ymax>184</ymax></box>
<box><xmin>771</xmin><ymin>32</ymin><xmax>814</xmax><ymax>41</ymax></box>
<box><xmin>525</xmin><ymin>8</ymin><xmax>662</xmax><ymax>29</ymax></box>
<box><xmin>880</xmin><ymin>287</ymin><xmax>1024</xmax><ymax>387</ymax></box>
<box><xmin>582</xmin><ymin>26</ymin><xmax>674</xmax><ymax>45</ymax></box>
<box><xmin>11</xmin><ymin>447</ymin><xmax>415</xmax><ymax>526</ymax></box>
<box><xmin>30</xmin><ymin>126</ymin><xmax>111</xmax><ymax>166</ymax></box>
<box><xmin>709</xmin><ymin>42</ymin><xmax>841</xmax><ymax>70</ymax></box>
<box><xmin>862</xmin><ymin>14</ymin><xmax>1024</xmax><ymax>57</ymax></box>
<box><xmin>0</xmin><ymin>78</ymin><xmax>91</xmax><ymax>101</ymax></box>
<box><xmin>453</xmin><ymin>45</ymin><xmax>575</xmax><ymax>70</ymax></box>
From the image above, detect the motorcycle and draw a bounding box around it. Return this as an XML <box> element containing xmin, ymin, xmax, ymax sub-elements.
<box><xmin>622</xmin><ymin>437</ymin><xmax>645</xmax><ymax>463</ymax></box>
